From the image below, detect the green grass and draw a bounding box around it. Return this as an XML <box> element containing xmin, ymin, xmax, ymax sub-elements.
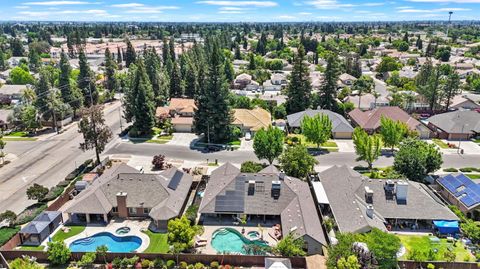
<box><xmin>227</xmin><ymin>140</ymin><xmax>241</xmax><ymax>146</ymax></box>
<box><xmin>132</xmin><ymin>135</ymin><xmax>173</xmax><ymax>144</ymax></box>
<box><xmin>0</xmin><ymin>226</ymin><xmax>20</xmax><ymax>246</ymax></box>
<box><xmin>142</xmin><ymin>230</ymin><xmax>169</xmax><ymax>253</ymax></box>
<box><xmin>8</xmin><ymin>131</ymin><xmax>28</xmax><ymax>137</ymax></box>
<box><xmin>19</xmin><ymin>245</ymin><xmax>45</xmax><ymax>251</ymax></box>
<box><xmin>286</xmin><ymin>134</ymin><xmax>338</xmax><ymax>149</ymax></box>
<box><xmin>466</xmin><ymin>174</ymin><xmax>480</xmax><ymax>179</ymax></box>
<box><xmin>432</xmin><ymin>139</ymin><xmax>451</xmax><ymax>149</ymax></box>
<box><xmin>51</xmin><ymin>226</ymin><xmax>86</xmax><ymax>242</ymax></box>
<box><xmin>397</xmin><ymin>235</ymin><xmax>473</xmax><ymax>262</ymax></box>
<box><xmin>473</xmin><ymin>139</ymin><xmax>480</xmax><ymax>143</ymax></box>
<box><xmin>3</xmin><ymin>137</ymin><xmax>38</xmax><ymax>141</ymax></box>
<box><xmin>145</xmin><ymin>139</ymin><xmax>169</xmax><ymax>144</ymax></box>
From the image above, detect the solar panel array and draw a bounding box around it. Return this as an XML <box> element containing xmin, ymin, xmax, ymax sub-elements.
<box><xmin>214</xmin><ymin>178</ymin><xmax>246</xmax><ymax>213</ymax></box>
<box><xmin>168</xmin><ymin>171</ymin><xmax>183</xmax><ymax>190</ymax></box>
<box><xmin>438</xmin><ymin>174</ymin><xmax>480</xmax><ymax>207</ymax></box>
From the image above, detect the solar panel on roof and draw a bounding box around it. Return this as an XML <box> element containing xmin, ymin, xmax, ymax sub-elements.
<box><xmin>440</xmin><ymin>174</ymin><xmax>480</xmax><ymax>207</ymax></box>
<box><xmin>168</xmin><ymin>171</ymin><xmax>183</xmax><ymax>190</ymax></box>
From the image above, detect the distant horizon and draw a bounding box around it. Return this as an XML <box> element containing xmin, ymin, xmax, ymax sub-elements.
<box><xmin>0</xmin><ymin>19</ymin><xmax>478</xmax><ymax>23</ymax></box>
<box><xmin>0</xmin><ymin>0</ymin><xmax>478</xmax><ymax>22</ymax></box>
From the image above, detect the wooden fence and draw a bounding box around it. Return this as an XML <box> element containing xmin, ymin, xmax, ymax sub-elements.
<box><xmin>0</xmin><ymin>250</ymin><xmax>307</xmax><ymax>268</ymax></box>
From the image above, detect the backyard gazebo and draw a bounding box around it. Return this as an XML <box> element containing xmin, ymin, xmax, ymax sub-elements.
<box><xmin>19</xmin><ymin>211</ymin><xmax>62</xmax><ymax>246</ymax></box>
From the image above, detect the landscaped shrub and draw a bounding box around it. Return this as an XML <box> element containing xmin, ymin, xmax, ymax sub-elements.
<box><xmin>77</xmin><ymin>252</ymin><xmax>96</xmax><ymax>268</ymax></box>
<box><xmin>47</xmin><ymin>241</ymin><xmax>71</xmax><ymax>265</ymax></box>
<box><xmin>179</xmin><ymin>261</ymin><xmax>188</xmax><ymax>269</ymax></box>
<box><xmin>185</xmin><ymin>205</ymin><xmax>199</xmax><ymax>224</ymax></box>
<box><xmin>15</xmin><ymin>203</ymin><xmax>47</xmax><ymax>225</ymax></box>
<box><xmin>153</xmin><ymin>258</ymin><xmax>164</xmax><ymax>268</ymax></box>
<box><xmin>112</xmin><ymin>257</ymin><xmax>122</xmax><ymax>269</ymax></box>
<box><xmin>353</xmin><ymin>166</ymin><xmax>369</xmax><ymax>171</ymax></box>
<box><xmin>41</xmin><ymin>186</ymin><xmax>65</xmax><ymax>202</ymax></box>
<box><xmin>443</xmin><ymin>168</ymin><xmax>458</xmax><ymax>172</ymax></box>
<box><xmin>166</xmin><ymin>260</ymin><xmax>175</xmax><ymax>269</ymax></box>
<box><xmin>194</xmin><ymin>262</ymin><xmax>205</xmax><ymax>269</ymax></box>
<box><xmin>57</xmin><ymin>180</ymin><xmax>70</xmax><ymax>187</ymax></box>
<box><xmin>460</xmin><ymin>167</ymin><xmax>479</xmax><ymax>173</ymax></box>
<box><xmin>240</xmin><ymin>161</ymin><xmax>264</xmax><ymax>173</ymax></box>
<box><xmin>210</xmin><ymin>261</ymin><xmax>219</xmax><ymax>269</ymax></box>
<box><xmin>141</xmin><ymin>259</ymin><xmax>152</xmax><ymax>268</ymax></box>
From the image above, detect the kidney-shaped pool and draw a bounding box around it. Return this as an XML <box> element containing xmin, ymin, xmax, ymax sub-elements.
<box><xmin>69</xmin><ymin>232</ymin><xmax>142</xmax><ymax>252</ymax></box>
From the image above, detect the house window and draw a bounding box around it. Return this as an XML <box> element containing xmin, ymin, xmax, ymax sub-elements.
<box><xmin>143</xmin><ymin>208</ymin><xmax>150</xmax><ymax>214</ymax></box>
<box><xmin>128</xmin><ymin>208</ymin><xmax>135</xmax><ymax>214</ymax></box>
<box><xmin>112</xmin><ymin>207</ymin><xmax>118</xmax><ymax>213</ymax></box>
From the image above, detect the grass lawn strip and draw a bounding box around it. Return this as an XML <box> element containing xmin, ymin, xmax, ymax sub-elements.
<box><xmin>397</xmin><ymin>234</ymin><xmax>472</xmax><ymax>262</ymax></box>
<box><xmin>432</xmin><ymin>139</ymin><xmax>451</xmax><ymax>149</ymax></box>
<box><xmin>52</xmin><ymin>226</ymin><xmax>86</xmax><ymax>242</ymax></box>
<box><xmin>19</xmin><ymin>245</ymin><xmax>45</xmax><ymax>251</ymax></box>
<box><xmin>466</xmin><ymin>174</ymin><xmax>480</xmax><ymax>179</ymax></box>
<box><xmin>3</xmin><ymin>137</ymin><xmax>38</xmax><ymax>141</ymax></box>
<box><xmin>287</xmin><ymin>134</ymin><xmax>338</xmax><ymax>149</ymax></box>
<box><xmin>142</xmin><ymin>230</ymin><xmax>169</xmax><ymax>253</ymax></box>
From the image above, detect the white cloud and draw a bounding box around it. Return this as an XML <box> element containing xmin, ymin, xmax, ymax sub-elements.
<box><xmin>219</xmin><ymin>6</ymin><xmax>250</xmax><ymax>10</ymax></box>
<box><xmin>305</xmin><ymin>0</ymin><xmax>355</xmax><ymax>9</ymax></box>
<box><xmin>218</xmin><ymin>10</ymin><xmax>245</xmax><ymax>13</ymax></box>
<box><xmin>298</xmin><ymin>12</ymin><xmax>312</xmax><ymax>15</ymax></box>
<box><xmin>408</xmin><ymin>0</ymin><xmax>480</xmax><ymax>2</ymax></box>
<box><xmin>22</xmin><ymin>1</ymin><xmax>98</xmax><ymax>5</ymax></box>
<box><xmin>14</xmin><ymin>5</ymin><xmax>31</xmax><ymax>9</ymax></box>
<box><xmin>363</xmin><ymin>2</ymin><xmax>384</xmax><ymax>6</ymax></box>
<box><xmin>111</xmin><ymin>3</ymin><xmax>145</xmax><ymax>8</ymax></box>
<box><xmin>398</xmin><ymin>7</ymin><xmax>471</xmax><ymax>12</ymax></box>
<box><xmin>196</xmin><ymin>1</ymin><xmax>278</xmax><ymax>7</ymax></box>
<box><xmin>396</xmin><ymin>6</ymin><xmax>413</xmax><ymax>9</ymax></box>
<box><xmin>277</xmin><ymin>15</ymin><xmax>296</xmax><ymax>19</ymax></box>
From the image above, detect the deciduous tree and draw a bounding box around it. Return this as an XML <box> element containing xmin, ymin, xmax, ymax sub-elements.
<box><xmin>279</xmin><ymin>144</ymin><xmax>317</xmax><ymax>179</ymax></box>
<box><xmin>301</xmin><ymin>114</ymin><xmax>332</xmax><ymax>150</ymax></box>
<box><xmin>26</xmin><ymin>183</ymin><xmax>49</xmax><ymax>202</ymax></box>
<box><xmin>379</xmin><ymin>117</ymin><xmax>408</xmax><ymax>152</ymax></box>
<box><xmin>78</xmin><ymin>105</ymin><xmax>113</xmax><ymax>165</ymax></box>
<box><xmin>253</xmin><ymin>125</ymin><xmax>284</xmax><ymax>164</ymax></box>
<box><xmin>352</xmin><ymin>127</ymin><xmax>382</xmax><ymax>169</ymax></box>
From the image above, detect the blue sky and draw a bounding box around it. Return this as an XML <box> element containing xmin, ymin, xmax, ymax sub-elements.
<box><xmin>0</xmin><ymin>0</ymin><xmax>478</xmax><ymax>22</ymax></box>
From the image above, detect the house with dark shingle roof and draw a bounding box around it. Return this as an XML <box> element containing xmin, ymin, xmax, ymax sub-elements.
<box><xmin>315</xmin><ymin>166</ymin><xmax>458</xmax><ymax>234</ymax></box>
<box><xmin>199</xmin><ymin>163</ymin><xmax>327</xmax><ymax>255</ymax></box>
<box><xmin>65</xmin><ymin>163</ymin><xmax>193</xmax><ymax>230</ymax></box>
<box><xmin>427</xmin><ymin>110</ymin><xmax>480</xmax><ymax>140</ymax></box>
<box><xmin>19</xmin><ymin>211</ymin><xmax>63</xmax><ymax>246</ymax></box>
<box><xmin>348</xmin><ymin>106</ymin><xmax>432</xmax><ymax>138</ymax></box>
<box><xmin>286</xmin><ymin>109</ymin><xmax>354</xmax><ymax>139</ymax></box>
<box><xmin>437</xmin><ymin>174</ymin><xmax>480</xmax><ymax>219</ymax></box>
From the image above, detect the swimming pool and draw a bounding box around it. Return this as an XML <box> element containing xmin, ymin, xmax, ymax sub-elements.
<box><xmin>211</xmin><ymin>228</ymin><xmax>269</xmax><ymax>254</ymax></box>
<box><xmin>69</xmin><ymin>232</ymin><xmax>142</xmax><ymax>252</ymax></box>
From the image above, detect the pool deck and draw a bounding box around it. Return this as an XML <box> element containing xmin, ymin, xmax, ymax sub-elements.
<box><xmin>62</xmin><ymin>219</ymin><xmax>151</xmax><ymax>253</ymax></box>
<box><xmin>198</xmin><ymin>225</ymin><xmax>278</xmax><ymax>254</ymax></box>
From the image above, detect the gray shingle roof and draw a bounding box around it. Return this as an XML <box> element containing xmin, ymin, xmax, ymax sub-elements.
<box><xmin>19</xmin><ymin>211</ymin><xmax>62</xmax><ymax>235</ymax></box>
<box><xmin>318</xmin><ymin>166</ymin><xmax>458</xmax><ymax>233</ymax></box>
<box><xmin>428</xmin><ymin>110</ymin><xmax>480</xmax><ymax>134</ymax></box>
<box><xmin>286</xmin><ymin>109</ymin><xmax>354</xmax><ymax>132</ymax></box>
<box><xmin>65</xmin><ymin>163</ymin><xmax>192</xmax><ymax>221</ymax></box>
<box><xmin>200</xmin><ymin>163</ymin><xmax>327</xmax><ymax>246</ymax></box>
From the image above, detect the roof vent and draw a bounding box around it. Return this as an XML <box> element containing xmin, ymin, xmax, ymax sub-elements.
<box><xmin>248</xmin><ymin>180</ymin><xmax>255</xmax><ymax>196</ymax></box>
<box><xmin>279</xmin><ymin>172</ymin><xmax>286</xmax><ymax>180</ymax></box>
<box><xmin>365</xmin><ymin>186</ymin><xmax>374</xmax><ymax>204</ymax></box>
<box><xmin>272</xmin><ymin>180</ymin><xmax>281</xmax><ymax>199</ymax></box>
<box><xmin>366</xmin><ymin>205</ymin><xmax>374</xmax><ymax>219</ymax></box>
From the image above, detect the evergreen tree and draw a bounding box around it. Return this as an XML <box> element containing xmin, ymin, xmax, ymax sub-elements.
<box><xmin>318</xmin><ymin>53</ymin><xmax>340</xmax><ymax>112</ymax></box>
<box><xmin>144</xmin><ymin>48</ymin><xmax>168</xmax><ymax>106</ymax></box>
<box><xmin>248</xmin><ymin>53</ymin><xmax>256</xmax><ymax>70</ymax></box>
<box><xmin>169</xmin><ymin>36</ymin><xmax>176</xmax><ymax>61</ymax></box>
<box><xmin>162</xmin><ymin>37</ymin><xmax>170</xmax><ymax>66</ymax></box>
<box><xmin>0</xmin><ymin>49</ymin><xmax>6</xmax><ymax>71</ymax></box>
<box><xmin>224</xmin><ymin>58</ymin><xmax>235</xmax><ymax>83</ymax></box>
<box><xmin>125</xmin><ymin>39</ymin><xmax>136</xmax><ymax>68</ymax></box>
<box><xmin>104</xmin><ymin>48</ymin><xmax>117</xmax><ymax>95</ymax></box>
<box><xmin>285</xmin><ymin>45</ymin><xmax>311</xmax><ymax>114</ymax></box>
<box><xmin>234</xmin><ymin>43</ymin><xmax>241</xmax><ymax>60</ymax></box>
<box><xmin>256</xmin><ymin>32</ymin><xmax>267</xmax><ymax>55</ymax></box>
<box><xmin>193</xmin><ymin>39</ymin><xmax>233</xmax><ymax>143</ymax></box>
<box><xmin>35</xmin><ymin>68</ymin><xmax>51</xmax><ymax>118</ymax></box>
<box><xmin>125</xmin><ymin>60</ymin><xmax>156</xmax><ymax>136</ymax></box>
<box><xmin>28</xmin><ymin>48</ymin><xmax>41</xmax><ymax>72</ymax></box>
<box><xmin>77</xmin><ymin>49</ymin><xmax>98</xmax><ymax>106</ymax></box>
<box><xmin>78</xmin><ymin>105</ymin><xmax>113</xmax><ymax>165</ymax></box>
<box><xmin>184</xmin><ymin>60</ymin><xmax>199</xmax><ymax>98</ymax></box>
<box><xmin>10</xmin><ymin>38</ymin><xmax>24</xmax><ymax>56</ymax></box>
<box><xmin>116</xmin><ymin>46</ymin><xmax>123</xmax><ymax>68</ymax></box>
<box><xmin>59</xmin><ymin>51</ymin><xmax>81</xmax><ymax>114</ymax></box>
<box><xmin>416</xmin><ymin>36</ymin><xmax>423</xmax><ymax>50</ymax></box>
<box><xmin>170</xmin><ymin>61</ymin><xmax>182</xmax><ymax>97</ymax></box>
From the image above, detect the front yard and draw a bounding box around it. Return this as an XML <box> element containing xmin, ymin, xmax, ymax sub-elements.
<box><xmin>285</xmin><ymin>134</ymin><xmax>338</xmax><ymax>152</ymax></box>
<box><xmin>432</xmin><ymin>139</ymin><xmax>456</xmax><ymax>149</ymax></box>
<box><xmin>397</xmin><ymin>234</ymin><xmax>473</xmax><ymax>262</ymax></box>
<box><xmin>51</xmin><ymin>225</ymin><xmax>86</xmax><ymax>242</ymax></box>
<box><xmin>142</xmin><ymin>230</ymin><xmax>169</xmax><ymax>253</ymax></box>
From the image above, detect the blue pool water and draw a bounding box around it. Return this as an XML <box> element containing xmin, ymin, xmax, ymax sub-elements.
<box><xmin>69</xmin><ymin>232</ymin><xmax>142</xmax><ymax>252</ymax></box>
<box><xmin>211</xmin><ymin>228</ymin><xmax>268</xmax><ymax>254</ymax></box>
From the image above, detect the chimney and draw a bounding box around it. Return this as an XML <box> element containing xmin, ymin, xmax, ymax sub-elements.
<box><xmin>116</xmin><ymin>192</ymin><xmax>128</xmax><ymax>218</ymax></box>
<box><xmin>271</xmin><ymin>181</ymin><xmax>281</xmax><ymax>199</ymax></box>
<box><xmin>365</xmin><ymin>186</ymin><xmax>374</xmax><ymax>204</ymax></box>
<box><xmin>279</xmin><ymin>172</ymin><xmax>286</xmax><ymax>181</ymax></box>
<box><xmin>366</xmin><ymin>205</ymin><xmax>374</xmax><ymax>219</ymax></box>
<box><xmin>396</xmin><ymin>180</ymin><xmax>408</xmax><ymax>203</ymax></box>
<box><xmin>248</xmin><ymin>180</ymin><xmax>255</xmax><ymax>196</ymax></box>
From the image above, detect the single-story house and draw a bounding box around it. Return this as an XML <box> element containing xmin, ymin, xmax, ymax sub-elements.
<box><xmin>65</xmin><ymin>163</ymin><xmax>193</xmax><ymax>230</ymax></box>
<box><xmin>437</xmin><ymin>173</ymin><xmax>480</xmax><ymax>220</ymax></box>
<box><xmin>449</xmin><ymin>95</ymin><xmax>480</xmax><ymax>111</ymax></box>
<box><xmin>286</xmin><ymin>109</ymin><xmax>354</xmax><ymax>139</ymax></box>
<box><xmin>314</xmin><ymin>165</ymin><xmax>458</xmax><ymax>234</ymax></box>
<box><xmin>344</xmin><ymin>93</ymin><xmax>390</xmax><ymax>110</ymax></box>
<box><xmin>338</xmin><ymin>73</ymin><xmax>357</xmax><ymax>87</ymax></box>
<box><xmin>427</xmin><ymin>110</ymin><xmax>480</xmax><ymax>140</ymax></box>
<box><xmin>233</xmin><ymin>107</ymin><xmax>271</xmax><ymax>134</ymax></box>
<box><xmin>233</xmin><ymin>73</ymin><xmax>253</xmax><ymax>90</ymax></box>
<box><xmin>19</xmin><ymin>211</ymin><xmax>63</xmax><ymax>246</ymax></box>
<box><xmin>349</xmin><ymin>106</ymin><xmax>431</xmax><ymax>138</ymax></box>
<box><xmin>199</xmin><ymin>163</ymin><xmax>327</xmax><ymax>255</ymax></box>
<box><xmin>0</xmin><ymin>84</ymin><xmax>28</xmax><ymax>102</ymax></box>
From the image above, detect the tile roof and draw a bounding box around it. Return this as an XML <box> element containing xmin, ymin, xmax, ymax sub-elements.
<box><xmin>427</xmin><ymin>110</ymin><xmax>480</xmax><ymax>134</ymax></box>
<box><xmin>286</xmin><ymin>109</ymin><xmax>354</xmax><ymax>132</ymax></box>
<box><xmin>65</xmin><ymin>163</ymin><xmax>192</xmax><ymax>221</ymax></box>
<box><xmin>169</xmin><ymin>98</ymin><xmax>196</xmax><ymax>112</ymax></box>
<box><xmin>233</xmin><ymin>108</ymin><xmax>272</xmax><ymax>131</ymax></box>
<box><xmin>199</xmin><ymin>163</ymin><xmax>327</xmax><ymax>246</ymax></box>
<box><xmin>349</xmin><ymin>106</ymin><xmax>422</xmax><ymax>131</ymax></box>
<box><xmin>318</xmin><ymin>166</ymin><xmax>458</xmax><ymax>233</ymax></box>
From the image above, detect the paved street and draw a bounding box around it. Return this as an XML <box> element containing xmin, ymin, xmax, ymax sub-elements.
<box><xmin>0</xmin><ymin>101</ymin><xmax>123</xmax><ymax>214</ymax></box>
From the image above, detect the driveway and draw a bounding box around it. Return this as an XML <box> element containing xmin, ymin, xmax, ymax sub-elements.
<box><xmin>239</xmin><ymin>138</ymin><xmax>253</xmax><ymax>151</ymax></box>
<box><xmin>167</xmin><ymin>133</ymin><xmax>202</xmax><ymax>147</ymax></box>
<box><xmin>334</xmin><ymin>140</ymin><xmax>355</xmax><ymax>153</ymax></box>
<box><xmin>458</xmin><ymin>141</ymin><xmax>480</xmax><ymax>155</ymax></box>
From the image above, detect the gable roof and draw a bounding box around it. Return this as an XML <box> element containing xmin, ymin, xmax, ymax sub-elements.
<box><xmin>65</xmin><ymin>163</ymin><xmax>193</xmax><ymax>221</ymax></box>
<box><xmin>286</xmin><ymin>109</ymin><xmax>354</xmax><ymax>132</ymax></box>
<box><xmin>427</xmin><ymin>110</ymin><xmax>480</xmax><ymax>134</ymax></box>
<box><xmin>349</xmin><ymin>106</ymin><xmax>422</xmax><ymax>131</ymax></box>
<box><xmin>168</xmin><ymin>98</ymin><xmax>196</xmax><ymax>113</ymax></box>
<box><xmin>318</xmin><ymin>166</ymin><xmax>458</xmax><ymax>233</ymax></box>
<box><xmin>233</xmin><ymin>108</ymin><xmax>272</xmax><ymax>131</ymax></box>
<box><xmin>199</xmin><ymin>163</ymin><xmax>327</xmax><ymax>246</ymax></box>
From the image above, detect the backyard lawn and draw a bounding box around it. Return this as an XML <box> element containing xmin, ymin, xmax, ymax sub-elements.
<box><xmin>52</xmin><ymin>226</ymin><xmax>86</xmax><ymax>242</ymax></box>
<box><xmin>142</xmin><ymin>230</ymin><xmax>169</xmax><ymax>253</ymax></box>
<box><xmin>19</xmin><ymin>245</ymin><xmax>45</xmax><ymax>251</ymax></box>
<box><xmin>397</xmin><ymin>234</ymin><xmax>473</xmax><ymax>262</ymax></box>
